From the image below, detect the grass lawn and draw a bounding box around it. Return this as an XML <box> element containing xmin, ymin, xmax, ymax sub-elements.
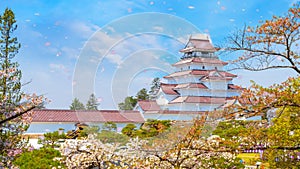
<box><xmin>237</xmin><ymin>153</ymin><xmax>260</xmax><ymax>165</ymax></box>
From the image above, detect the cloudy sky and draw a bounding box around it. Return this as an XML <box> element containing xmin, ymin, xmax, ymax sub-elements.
<box><xmin>0</xmin><ymin>0</ymin><xmax>298</xmax><ymax>109</ymax></box>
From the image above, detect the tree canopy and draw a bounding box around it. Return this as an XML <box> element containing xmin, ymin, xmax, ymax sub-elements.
<box><xmin>69</xmin><ymin>98</ymin><xmax>85</xmax><ymax>110</ymax></box>
<box><xmin>0</xmin><ymin>8</ymin><xmax>44</xmax><ymax>167</ymax></box>
<box><xmin>149</xmin><ymin>77</ymin><xmax>160</xmax><ymax>99</ymax></box>
<box><xmin>225</xmin><ymin>3</ymin><xmax>300</xmax><ymax>74</ymax></box>
<box><xmin>118</xmin><ymin>88</ymin><xmax>150</xmax><ymax>110</ymax></box>
<box><xmin>86</xmin><ymin>93</ymin><xmax>99</xmax><ymax>110</ymax></box>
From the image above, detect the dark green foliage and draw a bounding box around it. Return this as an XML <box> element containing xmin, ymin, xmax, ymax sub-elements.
<box><xmin>39</xmin><ymin>131</ymin><xmax>66</xmax><ymax>148</ymax></box>
<box><xmin>118</xmin><ymin>96</ymin><xmax>137</xmax><ymax>110</ymax></box>
<box><xmin>122</xmin><ymin>120</ymin><xmax>172</xmax><ymax>138</ymax></box>
<box><xmin>66</xmin><ymin>123</ymin><xmax>89</xmax><ymax>139</ymax></box>
<box><xmin>13</xmin><ymin>148</ymin><xmax>65</xmax><ymax>169</ymax></box>
<box><xmin>97</xmin><ymin>130</ymin><xmax>129</xmax><ymax>145</ymax></box>
<box><xmin>86</xmin><ymin>93</ymin><xmax>99</xmax><ymax>110</ymax></box>
<box><xmin>149</xmin><ymin>77</ymin><xmax>160</xmax><ymax>99</ymax></box>
<box><xmin>0</xmin><ymin>8</ymin><xmax>30</xmax><ymax>167</ymax></box>
<box><xmin>201</xmin><ymin>154</ymin><xmax>245</xmax><ymax>169</ymax></box>
<box><xmin>102</xmin><ymin>122</ymin><xmax>117</xmax><ymax>132</ymax></box>
<box><xmin>118</xmin><ymin>88</ymin><xmax>150</xmax><ymax>110</ymax></box>
<box><xmin>121</xmin><ymin>123</ymin><xmax>137</xmax><ymax>137</ymax></box>
<box><xmin>79</xmin><ymin>125</ymin><xmax>100</xmax><ymax>137</ymax></box>
<box><xmin>212</xmin><ymin>120</ymin><xmax>248</xmax><ymax>140</ymax></box>
<box><xmin>136</xmin><ymin>88</ymin><xmax>149</xmax><ymax>100</ymax></box>
<box><xmin>69</xmin><ymin>98</ymin><xmax>85</xmax><ymax>110</ymax></box>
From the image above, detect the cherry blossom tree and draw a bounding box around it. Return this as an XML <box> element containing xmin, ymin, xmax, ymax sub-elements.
<box><xmin>60</xmin><ymin>116</ymin><xmax>245</xmax><ymax>168</ymax></box>
<box><xmin>223</xmin><ymin>77</ymin><xmax>300</xmax><ymax>120</ymax></box>
<box><xmin>225</xmin><ymin>3</ymin><xmax>300</xmax><ymax>74</ymax></box>
<box><xmin>0</xmin><ymin>8</ymin><xmax>44</xmax><ymax>167</ymax></box>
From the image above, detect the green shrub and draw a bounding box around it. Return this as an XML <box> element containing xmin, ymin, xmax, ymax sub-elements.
<box><xmin>13</xmin><ymin>148</ymin><xmax>65</xmax><ymax>169</ymax></box>
<box><xmin>97</xmin><ymin>130</ymin><xmax>129</xmax><ymax>145</ymax></box>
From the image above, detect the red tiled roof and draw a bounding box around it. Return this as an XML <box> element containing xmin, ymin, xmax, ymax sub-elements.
<box><xmin>164</xmin><ymin>70</ymin><xmax>236</xmax><ymax>79</ymax></box>
<box><xmin>173</xmin><ymin>57</ymin><xmax>227</xmax><ymax>66</ymax></box>
<box><xmin>180</xmin><ymin>39</ymin><xmax>216</xmax><ymax>52</ymax></box>
<box><xmin>160</xmin><ymin>83</ymin><xmax>179</xmax><ymax>95</ymax></box>
<box><xmin>31</xmin><ymin>109</ymin><xmax>145</xmax><ymax>123</ymax></box>
<box><xmin>164</xmin><ymin>70</ymin><xmax>206</xmax><ymax>78</ymax></box>
<box><xmin>221</xmin><ymin>72</ymin><xmax>237</xmax><ymax>77</ymax></box>
<box><xmin>228</xmin><ymin>84</ymin><xmax>243</xmax><ymax>90</ymax></box>
<box><xmin>137</xmin><ymin>100</ymin><xmax>161</xmax><ymax>111</ymax></box>
<box><xmin>174</xmin><ymin>83</ymin><xmax>208</xmax><ymax>89</ymax></box>
<box><xmin>170</xmin><ymin>96</ymin><xmax>230</xmax><ymax>104</ymax></box>
<box><xmin>189</xmin><ymin>83</ymin><xmax>208</xmax><ymax>88</ymax></box>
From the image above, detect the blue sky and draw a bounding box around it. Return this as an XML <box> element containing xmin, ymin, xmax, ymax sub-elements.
<box><xmin>0</xmin><ymin>0</ymin><xmax>298</xmax><ymax>109</ymax></box>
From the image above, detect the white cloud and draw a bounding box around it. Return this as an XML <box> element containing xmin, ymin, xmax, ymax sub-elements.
<box><xmin>153</xmin><ymin>26</ymin><xmax>164</xmax><ymax>32</ymax></box>
<box><xmin>68</xmin><ymin>21</ymin><xmax>100</xmax><ymax>39</ymax></box>
<box><xmin>61</xmin><ymin>46</ymin><xmax>80</xmax><ymax>59</ymax></box>
<box><xmin>106</xmin><ymin>53</ymin><xmax>123</xmax><ymax>65</ymax></box>
<box><xmin>49</xmin><ymin>63</ymin><xmax>70</xmax><ymax>75</ymax></box>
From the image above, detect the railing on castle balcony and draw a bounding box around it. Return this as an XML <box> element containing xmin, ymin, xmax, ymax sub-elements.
<box><xmin>181</xmin><ymin>52</ymin><xmax>217</xmax><ymax>59</ymax></box>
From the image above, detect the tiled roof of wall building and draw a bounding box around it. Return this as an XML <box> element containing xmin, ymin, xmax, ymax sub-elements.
<box><xmin>137</xmin><ymin>100</ymin><xmax>161</xmax><ymax>111</ymax></box>
<box><xmin>160</xmin><ymin>83</ymin><xmax>179</xmax><ymax>95</ymax></box>
<box><xmin>31</xmin><ymin>109</ymin><xmax>145</xmax><ymax>123</ymax></box>
<box><xmin>174</xmin><ymin>83</ymin><xmax>208</xmax><ymax>89</ymax></box>
<box><xmin>164</xmin><ymin>70</ymin><xmax>236</xmax><ymax>79</ymax></box>
<box><xmin>169</xmin><ymin>96</ymin><xmax>230</xmax><ymax>104</ymax></box>
<box><xmin>164</xmin><ymin>70</ymin><xmax>206</xmax><ymax>78</ymax></box>
<box><xmin>228</xmin><ymin>84</ymin><xmax>243</xmax><ymax>90</ymax></box>
<box><xmin>180</xmin><ymin>39</ymin><xmax>216</xmax><ymax>52</ymax></box>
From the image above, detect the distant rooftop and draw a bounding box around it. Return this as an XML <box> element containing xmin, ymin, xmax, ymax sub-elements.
<box><xmin>180</xmin><ymin>34</ymin><xmax>217</xmax><ymax>54</ymax></box>
<box><xmin>30</xmin><ymin>109</ymin><xmax>145</xmax><ymax>123</ymax></box>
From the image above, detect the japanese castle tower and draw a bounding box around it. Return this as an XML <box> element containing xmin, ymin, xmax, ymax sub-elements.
<box><xmin>136</xmin><ymin>34</ymin><xmax>242</xmax><ymax>120</ymax></box>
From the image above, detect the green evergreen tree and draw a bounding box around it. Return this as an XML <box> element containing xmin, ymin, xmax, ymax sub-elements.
<box><xmin>86</xmin><ymin>93</ymin><xmax>99</xmax><ymax>110</ymax></box>
<box><xmin>149</xmin><ymin>77</ymin><xmax>160</xmax><ymax>99</ymax></box>
<box><xmin>136</xmin><ymin>88</ymin><xmax>149</xmax><ymax>100</ymax></box>
<box><xmin>102</xmin><ymin>121</ymin><xmax>117</xmax><ymax>132</ymax></box>
<box><xmin>0</xmin><ymin>8</ymin><xmax>42</xmax><ymax>167</ymax></box>
<box><xmin>118</xmin><ymin>96</ymin><xmax>137</xmax><ymax>110</ymax></box>
<box><xmin>69</xmin><ymin>98</ymin><xmax>85</xmax><ymax>110</ymax></box>
<box><xmin>13</xmin><ymin>148</ymin><xmax>65</xmax><ymax>169</ymax></box>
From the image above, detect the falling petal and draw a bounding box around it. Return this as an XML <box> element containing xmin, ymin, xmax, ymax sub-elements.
<box><xmin>45</xmin><ymin>42</ymin><xmax>51</xmax><ymax>46</ymax></box>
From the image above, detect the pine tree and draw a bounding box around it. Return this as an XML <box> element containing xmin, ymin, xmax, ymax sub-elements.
<box><xmin>149</xmin><ymin>77</ymin><xmax>160</xmax><ymax>99</ymax></box>
<box><xmin>0</xmin><ymin>8</ymin><xmax>43</xmax><ymax>167</ymax></box>
<box><xmin>136</xmin><ymin>88</ymin><xmax>149</xmax><ymax>100</ymax></box>
<box><xmin>118</xmin><ymin>96</ymin><xmax>137</xmax><ymax>110</ymax></box>
<box><xmin>86</xmin><ymin>94</ymin><xmax>99</xmax><ymax>110</ymax></box>
<box><xmin>70</xmin><ymin>98</ymin><xmax>85</xmax><ymax>110</ymax></box>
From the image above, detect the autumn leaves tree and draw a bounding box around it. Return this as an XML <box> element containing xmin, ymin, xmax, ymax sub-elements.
<box><xmin>221</xmin><ymin>3</ymin><xmax>300</xmax><ymax>167</ymax></box>
<box><xmin>0</xmin><ymin>8</ymin><xmax>44</xmax><ymax>167</ymax></box>
<box><xmin>225</xmin><ymin>3</ymin><xmax>300</xmax><ymax>74</ymax></box>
